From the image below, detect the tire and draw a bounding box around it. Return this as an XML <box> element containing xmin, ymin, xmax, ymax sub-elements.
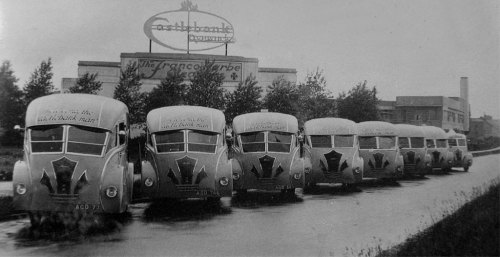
<box><xmin>464</xmin><ymin>166</ymin><xmax>469</xmax><ymax>172</ymax></box>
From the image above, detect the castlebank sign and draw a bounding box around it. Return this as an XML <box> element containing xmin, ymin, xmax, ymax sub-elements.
<box><xmin>144</xmin><ymin>0</ymin><xmax>235</xmax><ymax>52</ymax></box>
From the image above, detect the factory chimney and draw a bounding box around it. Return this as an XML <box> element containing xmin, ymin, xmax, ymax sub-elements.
<box><xmin>460</xmin><ymin>77</ymin><xmax>470</xmax><ymax>132</ymax></box>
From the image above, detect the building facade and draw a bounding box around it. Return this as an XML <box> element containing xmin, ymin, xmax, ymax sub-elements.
<box><xmin>378</xmin><ymin>77</ymin><xmax>470</xmax><ymax>133</ymax></box>
<box><xmin>62</xmin><ymin>52</ymin><xmax>297</xmax><ymax>98</ymax></box>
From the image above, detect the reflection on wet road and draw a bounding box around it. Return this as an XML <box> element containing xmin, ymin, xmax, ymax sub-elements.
<box><xmin>0</xmin><ymin>155</ymin><xmax>498</xmax><ymax>256</ymax></box>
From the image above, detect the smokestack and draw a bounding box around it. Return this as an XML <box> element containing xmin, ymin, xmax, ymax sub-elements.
<box><xmin>460</xmin><ymin>77</ymin><xmax>469</xmax><ymax>132</ymax></box>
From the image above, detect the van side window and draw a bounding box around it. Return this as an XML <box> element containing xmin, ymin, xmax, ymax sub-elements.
<box><xmin>118</xmin><ymin>122</ymin><xmax>126</xmax><ymax>145</ymax></box>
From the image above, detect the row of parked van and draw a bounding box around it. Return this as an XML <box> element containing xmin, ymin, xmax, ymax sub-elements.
<box><xmin>12</xmin><ymin>94</ymin><xmax>473</xmax><ymax>221</ymax></box>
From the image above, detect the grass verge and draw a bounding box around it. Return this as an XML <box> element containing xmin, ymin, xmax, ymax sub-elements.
<box><xmin>378</xmin><ymin>182</ymin><xmax>499</xmax><ymax>256</ymax></box>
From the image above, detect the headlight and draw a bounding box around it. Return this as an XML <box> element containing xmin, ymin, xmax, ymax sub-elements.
<box><xmin>353</xmin><ymin>167</ymin><xmax>361</xmax><ymax>174</ymax></box>
<box><xmin>293</xmin><ymin>173</ymin><xmax>302</xmax><ymax>180</ymax></box>
<box><xmin>144</xmin><ymin>177</ymin><xmax>154</xmax><ymax>187</ymax></box>
<box><xmin>232</xmin><ymin>173</ymin><xmax>240</xmax><ymax>181</ymax></box>
<box><xmin>16</xmin><ymin>184</ymin><xmax>27</xmax><ymax>195</ymax></box>
<box><xmin>219</xmin><ymin>177</ymin><xmax>229</xmax><ymax>186</ymax></box>
<box><xmin>105</xmin><ymin>186</ymin><xmax>118</xmax><ymax>198</ymax></box>
<box><xmin>304</xmin><ymin>167</ymin><xmax>312</xmax><ymax>174</ymax></box>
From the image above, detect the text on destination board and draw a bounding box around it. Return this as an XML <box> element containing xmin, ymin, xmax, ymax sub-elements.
<box><xmin>161</xmin><ymin>117</ymin><xmax>210</xmax><ymax>130</ymax></box>
<box><xmin>37</xmin><ymin>109</ymin><xmax>98</xmax><ymax>125</ymax></box>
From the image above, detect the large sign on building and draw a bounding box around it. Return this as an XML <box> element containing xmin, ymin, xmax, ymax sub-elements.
<box><xmin>143</xmin><ymin>0</ymin><xmax>235</xmax><ymax>52</ymax></box>
<box><xmin>138</xmin><ymin>58</ymin><xmax>242</xmax><ymax>82</ymax></box>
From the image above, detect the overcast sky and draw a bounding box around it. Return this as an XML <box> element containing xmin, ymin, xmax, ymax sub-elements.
<box><xmin>1</xmin><ymin>0</ymin><xmax>498</xmax><ymax>118</ymax></box>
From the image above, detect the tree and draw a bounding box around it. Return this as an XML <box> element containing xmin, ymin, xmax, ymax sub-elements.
<box><xmin>68</xmin><ymin>72</ymin><xmax>102</xmax><ymax>94</ymax></box>
<box><xmin>263</xmin><ymin>76</ymin><xmax>299</xmax><ymax>115</ymax></box>
<box><xmin>23</xmin><ymin>58</ymin><xmax>54</xmax><ymax>105</ymax></box>
<box><xmin>114</xmin><ymin>62</ymin><xmax>146</xmax><ymax>125</ymax></box>
<box><xmin>296</xmin><ymin>68</ymin><xmax>335</xmax><ymax>125</ymax></box>
<box><xmin>336</xmin><ymin>80</ymin><xmax>379</xmax><ymax>122</ymax></box>
<box><xmin>0</xmin><ymin>61</ymin><xmax>24</xmax><ymax>145</ymax></box>
<box><xmin>144</xmin><ymin>68</ymin><xmax>187</xmax><ymax>114</ymax></box>
<box><xmin>224</xmin><ymin>74</ymin><xmax>263</xmax><ymax>123</ymax></box>
<box><xmin>185</xmin><ymin>60</ymin><xmax>226</xmax><ymax>109</ymax></box>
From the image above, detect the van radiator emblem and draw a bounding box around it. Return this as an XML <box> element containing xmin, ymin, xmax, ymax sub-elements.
<box><xmin>323</xmin><ymin>150</ymin><xmax>342</xmax><ymax>174</ymax></box>
<box><xmin>176</xmin><ymin>156</ymin><xmax>197</xmax><ymax>184</ymax></box>
<box><xmin>259</xmin><ymin>155</ymin><xmax>275</xmax><ymax>179</ymax></box>
<box><xmin>73</xmin><ymin>170</ymin><xmax>88</xmax><ymax>195</ymax></box>
<box><xmin>168</xmin><ymin>168</ymin><xmax>179</xmax><ymax>185</ymax></box>
<box><xmin>432</xmin><ymin>151</ymin><xmax>441</xmax><ymax>164</ymax></box>
<box><xmin>195</xmin><ymin>167</ymin><xmax>207</xmax><ymax>184</ymax></box>
<box><xmin>40</xmin><ymin>169</ymin><xmax>54</xmax><ymax>193</ymax></box>
<box><xmin>250</xmin><ymin>165</ymin><xmax>260</xmax><ymax>178</ymax></box>
<box><xmin>51</xmin><ymin>157</ymin><xmax>77</xmax><ymax>194</ymax></box>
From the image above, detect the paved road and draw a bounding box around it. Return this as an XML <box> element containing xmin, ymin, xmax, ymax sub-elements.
<box><xmin>0</xmin><ymin>154</ymin><xmax>498</xmax><ymax>257</ymax></box>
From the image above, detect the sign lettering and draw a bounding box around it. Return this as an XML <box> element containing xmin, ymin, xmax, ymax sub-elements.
<box><xmin>37</xmin><ymin>109</ymin><xmax>99</xmax><ymax>126</ymax></box>
<box><xmin>161</xmin><ymin>117</ymin><xmax>210</xmax><ymax>130</ymax></box>
<box><xmin>143</xmin><ymin>0</ymin><xmax>235</xmax><ymax>52</ymax></box>
<box><xmin>138</xmin><ymin>58</ymin><xmax>242</xmax><ymax>82</ymax></box>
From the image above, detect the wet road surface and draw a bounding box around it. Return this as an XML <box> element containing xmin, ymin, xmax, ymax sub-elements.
<box><xmin>0</xmin><ymin>154</ymin><xmax>498</xmax><ymax>256</ymax></box>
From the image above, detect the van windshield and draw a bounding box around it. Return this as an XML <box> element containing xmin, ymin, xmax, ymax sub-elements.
<box><xmin>310</xmin><ymin>135</ymin><xmax>331</xmax><ymax>148</ymax></box>
<box><xmin>67</xmin><ymin>126</ymin><xmax>107</xmax><ymax>156</ymax></box>
<box><xmin>268</xmin><ymin>131</ymin><xmax>292</xmax><ymax>152</ymax></box>
<box><xmin>458</xmin><ymin>139</ymin><xmax>466</xmax><ymax>146</ymax></box>
<box><xmin>241</xmin><ymin>132</ymin><xmax>265</xmax><ymax>152</ymax></box>
<box><xmin>334</xmin><ymin>135</ymin><xmax>354</xmax><ymax>147</ymax></box>
<box><xmin>155</xmin><ymin>130</ymin><xmax>184</xmax><ymax>153</ymax></box>
<box><xmin>436</xmin><ymin>139</ymin><xmax>448</xmax><ymax>148</ymax></box>
<box><xmin>448</xmin><ymin>139</ymin><xmax>458</xmax><ymax>146</ymax></box>
<box><xmin>30</xmin><ymin>125</ymin><xmax>64</xmax><ymax>153</ymax></box>
<box><xmin>410</xmin><ymin>137</ymin><xmax>425</xmax><ymax>148</ymax></box>
<box><xmin>426</xmin><ymin>139</ymin><xmax>435</xmax><ymax>148</ymax></box>
<box><xmin>399</xmin><ymin>137</ymin><xmax>410</xmax><ymax>148</ymax></box>
<box><xmin>359</xmin><ymin>136</ymin><xmax>377</xmax><ymax>149</ymax></box>
<box><xmin>188</xmin><ymin>130</ymin><xmax>218</xmax><ymax>153</ymax></box>
<box><xmin>379</xmin><ymin>136</ymin><xmax>396</xmax><ymax>149</ymax></box>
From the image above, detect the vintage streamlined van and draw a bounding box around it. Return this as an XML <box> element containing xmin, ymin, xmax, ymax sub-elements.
<box><xmin>231</xmin><ymin>112</ymin><xmax>310</xmax><ymax>194</ymax></box>
<box><xmin>446</xmin><ymin>130</ymin><xmax>473</xmax><ymax>171</ymax></box>
<box><xmin>303</xmin><ymin>118</ymin><xmax>363</xmax><ymax>188</ymax></box>
<box><xmin>395</xmin><ymin>124</ymin><xmax>432</xmax><ymax>176</ymax></box>
<box><xmin>420</xmin><ymin>126</ymin><xmax>454</xmax><ymax>172</ymax></box>
<box><xmin>141</xmin><ymin>106</ymin><xmax>232</xmax><ymax>201</ymax></box>
<box><xmin>13</xmin><ymin>94</ymin><xmax>134</xmax><ymax>218</ymax></box>
<box><xmin>357</xmin><ymin>121</ymin><xmax>404</xmax><ymax>180</ymax></box>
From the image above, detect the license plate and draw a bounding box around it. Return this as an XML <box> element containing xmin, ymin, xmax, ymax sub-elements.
<box><xmin>196</xmin><ymin>190</ymin><xmax>208</xmax><ymax>196</ymax></box>
<box><xmin>75</xmin><ymin>203</ymin><xmax>100</xmax><ymax>211</ymax></box>
<box><xmin>275</xmin><ymin>185</ymin><xmax>285</xmax><ymax>190</ymax></box>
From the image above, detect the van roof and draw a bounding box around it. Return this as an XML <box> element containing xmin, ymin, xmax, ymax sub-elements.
<box><xmin>304</xmin><ymin>118</ymin><xmax>357</xmax><ymax>135</ymax></box>
<box><xmin>446</xmin><ymin>130</ymin><xmax>467</xmax><ymax>139</ymax></box>
<box><xmin>357</xmin><ymin>121</ymin><xmax>397</xmax><ymax>136</ymax></box>
<box><xmin>394</xmin><ymin>124</ymin><xmax>425</xmax><ymax>137</ymax></box>
<box><xmin>420</xmin><ymin>125</ymin><xmax>448</xmax><ymax>139</ymax></box>
<box><xmin>25</xmin><ymin>94</ymin><xmax>128</xmax><ymax>130</ymax></box>
<box><xmin>233</xmin><ymin>112</ymin><xmax>298</xmax><ymax>134</ymax></box>
<box><xmin>147</xmin><ymin>105</ymin><xmax>225</xmax><ymax>133</ymax></box>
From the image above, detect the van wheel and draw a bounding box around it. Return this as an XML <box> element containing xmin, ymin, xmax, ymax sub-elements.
<box><xmin>464</xmin><ymin>166</ymin><xmax>469</xmax><ymax>172</ymax></box>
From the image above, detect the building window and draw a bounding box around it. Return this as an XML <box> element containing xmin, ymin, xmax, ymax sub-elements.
<box><xmin>458</xmin><ymin>114</ymin><xmax>464</xmax><ymax>124</ymax></box>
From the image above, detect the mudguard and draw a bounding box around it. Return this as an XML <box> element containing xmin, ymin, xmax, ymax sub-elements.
<box><xmin>463</xmin><ymin>153</ymin><xmax>473</xmax><ymax>168</ymax></box>
<box><xmin>12</xmin><ymin>160</ymin><xmax>31</xmax><ymax>211</ymax></box>
<box><xmin>231</xmin><ymin>158</ymin><xmax>243</xmax><ymax>190</ymax></box>
<box><xmin>137</xmin><ymin>160</ymin><xmax>158</xmax><ymax>201</ymax></box>
<box><xmin>100</xmin><ymin>163</ymin><xmax>126</xmax><ymax>213</ymax></box>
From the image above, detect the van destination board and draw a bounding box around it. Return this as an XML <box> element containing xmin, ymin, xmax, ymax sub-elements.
<box><xmin>138</xmin><ymin>58</ymin><xmax>242</xmax><ymax>82</ymax></box>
